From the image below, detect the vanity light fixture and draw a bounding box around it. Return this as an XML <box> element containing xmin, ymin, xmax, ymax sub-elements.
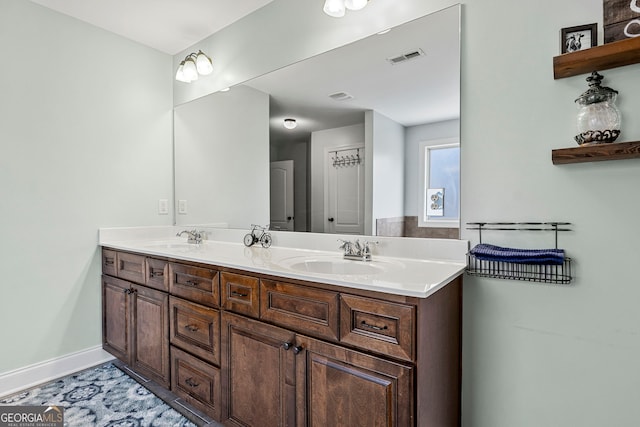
<box><xmin>283</xmin><ymin>118</ymin><xmax>298</xmax><ymax>129</ymax></box>
<box><xmin>175</xmin><ymin>50</ymin><xmax>213</xmax><ymax>83</ymax></box>
<box><xmin>323</xmin><ymin>0</ymin><xmax>369</xmax><ymax>17</ymax></box>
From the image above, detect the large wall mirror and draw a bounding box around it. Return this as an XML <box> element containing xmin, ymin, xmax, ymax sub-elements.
<box><xmin>174</xmin><ymin>4</ymin><xmax>460</xmax><ymax>239</ymax></box>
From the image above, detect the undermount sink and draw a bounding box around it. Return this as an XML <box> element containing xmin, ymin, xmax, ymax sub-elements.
<box><xmin>280</xmin><ymin>256</ymin><xmax>397</xmax><ymax>276</ymax></box>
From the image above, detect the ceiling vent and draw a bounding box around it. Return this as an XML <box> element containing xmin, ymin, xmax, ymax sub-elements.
<box><xmin>386</xmin><ymin>48</ymin><xmax>426</xmax><ymax>65</ymax></box>
<box><xmin>328</xmin><ymin>91</ymin><xmax>354</xmax><ymax>101</ymax></box>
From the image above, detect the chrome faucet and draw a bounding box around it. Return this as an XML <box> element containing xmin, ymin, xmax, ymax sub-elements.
<box><xmin>176</xmin><ymin>229</ymin><xmax>205</xmax><ymax>244</ymax></box>
<box><xmin>338</xmin><ymin>239</ymin><xmax>378</xmax><ymax>261</ymax></box>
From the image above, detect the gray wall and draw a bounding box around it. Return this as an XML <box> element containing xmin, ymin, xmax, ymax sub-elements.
<box><xmin>174</xmin><ymin>86</ymin><xmax>269</xmax><ymax>227</ymax></box>
<box><xmin>0</xmin><ymin>0</ymin><xmax>173</xmax><ymax>373</ymax></box>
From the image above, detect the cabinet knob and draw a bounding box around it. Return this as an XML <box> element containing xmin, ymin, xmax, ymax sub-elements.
<box><xmin>185</xmin><ymin>377</ymin><xmax>199</xmax><ymax>388</ymax></box>
<box><xmin>328</xmin><ymin>217</ymin><xmax>335</xmax><ymax>222</ymax></box>
<box><xmin>361</xmin><ymin>321</ymin><xmax>388</xmax><ymax>331</ymax></box>
<box><xmin>293</xmin><ymin>345</ymin><xmax>303</xmax><ymax>355</ymax></box>
<box><xmin>230</xmin><ymin>291</ymin><xmax>248</xmax><ymax>298</ymax></box>
<box><xmin>150</xmin><ymin>269</ymin><xmax>164</xmax><ymax>278</ymax></box>
<box><xmin>282</xmin><ymin>342</ymin><xmax>292</xmax><ymax>350</ymax></box>
<box><xmin>184</xmin><ymin>324</ymin><xmax>199</xmax><ymax>332</ymax></box>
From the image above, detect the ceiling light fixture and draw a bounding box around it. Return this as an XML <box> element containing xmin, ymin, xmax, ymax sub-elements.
<box><xmin>175</xmin><ymin>50</ymin><xmax>213</xmax><ymax>83</ymax></box>
<box><xmin>283</xmin><ymin>118</ymin><xmax>298</xmax><ymax>129</ymax></box>
<box><xmin>323</xmin><ymin>0</ymin><xmax>369</xmax><ymax>17</ymax></box>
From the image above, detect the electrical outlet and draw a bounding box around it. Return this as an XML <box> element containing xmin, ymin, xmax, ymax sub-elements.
<box><xmin>178</xmin><ymin>200</ymin><xmax>188</xmax><ymax>214</ymax></box>
<box><xmin>158</xmin><ymin>199</ymin><xmax>169</xmax><ymax>215</ymax></box>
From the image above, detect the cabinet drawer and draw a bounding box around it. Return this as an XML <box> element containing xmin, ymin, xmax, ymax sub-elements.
<box><xmin>170</xmin><ymin>297</ymin><xmax>220</xmax><ymax>366</ymax></box>
<box><xmin>116</xmin><ymin>252</ymin><xmax>146</xmax><ymax>284</ymax></box>
<box><xmin>102</xmin><ymin>249</ymin><xmax>117</xmax><ymax>276</ymax></box>
<box><xmin>169</xmin><ymin>263</ymin><xmax>219</xmax><ymax>307</ymax></box>
<box><xmin>340</xmin><ymin>294</ymin><xmax>415</xmax><ymax>362</ymax></box>
<box><xmin>220</xmin><ymin>272</ymin><xmax>259</xmax><ymax>318</ymax></box>
<box><xmin>171</xmin><ymin>346</ymin><xmax>221</xmax><ymax>422</ymax></box>
<box><xmin>260</xmin><ymin>279</ymin><xmax>339</xmax><ymax>341</ymax></box>
<box><xmin>145</xmin><ymin>258</ymin><xmax>168</xmax><ymax>292</ymax></box>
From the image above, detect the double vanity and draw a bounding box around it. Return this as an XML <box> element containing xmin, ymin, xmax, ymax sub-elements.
<box><xmin>99</xmin><ymin>226</ymin><xmax>467</xmax><ymax>426</ymax></box>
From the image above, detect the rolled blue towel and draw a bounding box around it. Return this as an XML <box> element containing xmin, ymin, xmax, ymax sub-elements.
<box><xmin>470</xmin><ymin>244</ymin><xmax>565</xmax><ymax>265</ymax></box>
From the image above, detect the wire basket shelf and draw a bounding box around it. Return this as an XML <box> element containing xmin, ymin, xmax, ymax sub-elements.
<box><xmin>465</xmin><ymin>222</ymin><xmax>573</xmax><ymax>284</ymax></box>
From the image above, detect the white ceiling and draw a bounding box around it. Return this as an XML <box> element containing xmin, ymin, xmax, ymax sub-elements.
<box><xmin>243</xmin><ymin>6</ymin><xmax>460</xmax><ymax>143</ymax></box>
<box><xmin>28</xmin><ymin>0</ymin><xmax>274</xmax><ymax>54</ymax></box>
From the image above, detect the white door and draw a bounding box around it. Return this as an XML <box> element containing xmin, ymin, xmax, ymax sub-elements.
<box><xmin>270</xmin><ymin>160</ymin><xmax>294</xmax><ymax>231</ymax></box>
<box><xmin>325</xmin><ymin>147</ymin><xmax>364</xmax><ymax>234</ymax></box>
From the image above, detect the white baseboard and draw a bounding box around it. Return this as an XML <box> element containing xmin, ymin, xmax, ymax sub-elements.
<box><xmin>0</xmin><ymin>345</ymin><xmax>115</xmax><ymax>398</ymax></box>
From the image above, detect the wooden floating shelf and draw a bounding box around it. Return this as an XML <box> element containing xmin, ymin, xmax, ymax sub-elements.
<box><xmin>552</xmin><ymin>140</ymin><xmax>640</xmax><ymax>164</ymax></box>
<box><xmin>553</xmin><ymin>37</ymin><xmax>640</xmax><ymax>79</ymax></box>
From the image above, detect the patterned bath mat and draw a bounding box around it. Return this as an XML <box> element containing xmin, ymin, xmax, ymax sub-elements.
<box><xmin>0</xmin><ymin>363</ymin><xmax>196</xmax><ymax>426</ymax></box>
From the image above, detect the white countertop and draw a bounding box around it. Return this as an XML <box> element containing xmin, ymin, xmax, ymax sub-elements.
<box><xmin>99</xmin><ymin>226</ymin><xmax>468</xmax><ymax>298</ymax></box>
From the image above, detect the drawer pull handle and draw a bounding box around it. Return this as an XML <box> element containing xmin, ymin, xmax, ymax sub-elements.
<box><xmin>184</xmin><ymin>280</ymin><xmax>199</xmax><ymax>287</ymax></box>
<box><xmin>361</xmin><ymin>321</ymin><xmax>388</xmax><ymax>331</ymax></box>
<box><xmin>230</xmin><ymin>291</ymin><xmax>248</xmax><ymax>298</ymax></box>
<box><xmin>184</xmin><ymin>324</ymin><xmax>199</xmax><ymax>332</ymax></box>
<box><xmin>185</xmin><ymin>378</ymin><xmax>199</xmax><ymax>388</ymax></box>
<box><xmin>150</xmin><ymin>269</ymin><xmax>164</xmax><ymax>278</ymax></box>
<box><xmin>104</xmin><ymin>259</ymin><xmax>114</xmax><ymax>265</ymax></box>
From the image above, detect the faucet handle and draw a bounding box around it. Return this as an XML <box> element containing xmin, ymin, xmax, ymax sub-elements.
<box><xmin>362</xmin><ymin>240</ymin><xmax>379</xmax><ymax>254</ymax></box>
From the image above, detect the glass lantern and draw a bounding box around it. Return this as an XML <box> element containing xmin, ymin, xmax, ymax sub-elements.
<box><xmin>574</xmin><ymin>71</ymin><xmax>621</xmax><ymax>145</ymax></box>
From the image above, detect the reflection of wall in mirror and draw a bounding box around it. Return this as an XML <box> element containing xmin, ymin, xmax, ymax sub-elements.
<box><xmin>174</xmin><ymin>86</ymin><xmax>270</xmax><ymax>227</ymax></box>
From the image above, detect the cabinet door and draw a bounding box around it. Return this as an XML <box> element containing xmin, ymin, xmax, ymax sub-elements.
<box><xmin>296</xmin><ymin>335</ymin><xmax>414</xmax><ymax>427</ymax></box>
<box><xmin>131</xmin><ymin>284</ymin><xmax>170</xmax><ymax>388</ymax></box>
<box><xmin>221</xmin><ymin>312</ymin><xmax>296</xmax><ymax>427</ymax></box>
<box><xmin>102</xmin><ymin>275</ymin><xmax>131</xmax><ymax>363</ymax></box>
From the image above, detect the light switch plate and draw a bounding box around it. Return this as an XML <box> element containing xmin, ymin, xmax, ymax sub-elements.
<box><xmin>158</xmin><ymin>199</ymin><xmax>169</xmax><ymax>215</ymax></box>
<box><xmin>178</xmin><ymin>200</ymin><xmax>188</xmax><ymax>214</ymax></box>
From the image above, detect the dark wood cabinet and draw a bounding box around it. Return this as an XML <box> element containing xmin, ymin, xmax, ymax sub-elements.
<box><xmin>296</xmin><ymin>334</ymin><xmax>413</xmax><ymax>427</ymax></box>
<box><xmin>171</xmin><ymin>346</ymin><xmax>221</xmax><ymax>421</ymax></box>
<box><xmin>221</xmin><ymin>311</ymin><xmax>413</xmax><ymax>427</ymax></box>
<box><xmin>102</xmin><ymin>274</ymin><xmax>170</xmax><ymax>388</ymax></box>
<box><xmin>170</xmin><ymin>296</ymin><xmax>220</xmax><ymax>366</ymax></box>
<box><xmin>260</xmin><ymin>279</ymin><xmax>340</xmax><ymax>342</ymax></box>
<box><xmin>169</xmin><ymin>263</ymin><xmax>220</xmax><ymax>308</ymax></box>
<box><xmin>102</xmin><ymin>275</ymin><xmax>130</xmax><ymax>362</ymax></box>
<box><xmin>221</xmin><ymin>312</ymin><xmax>296</xmax><ymax>427</ymax></box>
<box><xmin>220</xmin><ymin>272</ymin><xmax>260</xmax><ymax>318</ymax></box>
<box><xmin>102</xmin><ymin>248</ymin><xmax>462</xmax><ymax>426</ymax></box>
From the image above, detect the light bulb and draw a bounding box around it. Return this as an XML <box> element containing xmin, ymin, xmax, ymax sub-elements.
<box><xmin>175</xmin><ymin>61</ymin><xmax>191</xmax><ymax>83</ymax></box>
<box><xmin>345</xmin><ymin>0</ymin><xmax>368</xmax><ymax>10</ymax></box>
<box><xmin>182</xmin><ymin>58</ymin><xmax>198</xmax><ymax>81</ymax></box>
<box><xmin>323</xmin><ymin>0</ymin><xmax>345</xmax><ymax>17</ymax></box>
<box><xmin>283</xmin><ymin>118</ymin><xmax>297</xmax><ymax>129</ymax></box>
<box><xmin>195</xmin><ymin>50</ymin><xmax>213</xmax><ymax>75</ymax></box>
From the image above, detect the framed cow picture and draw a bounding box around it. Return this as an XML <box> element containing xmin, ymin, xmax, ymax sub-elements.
<box><xmin>561</xmin><ymin>23</ymin><xmax>597</xmax><ymax>53</ymax></box>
